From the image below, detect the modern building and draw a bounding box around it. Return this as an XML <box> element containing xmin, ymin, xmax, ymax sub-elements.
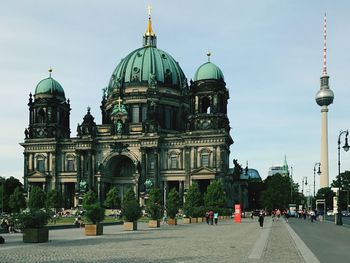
<box><xmin>315</xmin><ymin>14</ymin><xmax>334</xmax><ymax>188</ymax></box>
<box><xmin>20</xmin><ymin>12</ymin><xmax>233</xmax><ymax>208</ymax></box>
<box><xmin>268</xmin><ymin>156</ymin><xmax>290</xmax><ymax>177</ymax></box>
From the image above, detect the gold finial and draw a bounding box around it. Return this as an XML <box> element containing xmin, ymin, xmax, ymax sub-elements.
<box><xmin>48</xmin><ymin>67</ymin><xmax>53</xmax><ymax>77</ymax></box>
<box><xmin>145</xmin><ymin>4</ymin><xmax>155</xmax><ymax>36</ymax></box>
<box><xmin>207</xmin><ymin>51</ymin><xmax>211</xmax><ymax>62</ymax></box>
<box><xmin>117</xmin><ymin>96</ymin><xmax>122</xmax><ymax>109</ymax></box>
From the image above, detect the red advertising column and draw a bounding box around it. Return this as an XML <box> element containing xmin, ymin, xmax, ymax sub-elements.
<box><xmin>234</xmin><ymin>204</ymin><xmax>241</xmax><ymax>223</ymax></box>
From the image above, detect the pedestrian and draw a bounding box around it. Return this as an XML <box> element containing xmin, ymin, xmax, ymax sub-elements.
<box><xmin>271</xmin><ymin>210</ymin><xmax>275</xmax><ymax>222</ymax></box>
<box><xmin>209</xmin><ymin>210</ymin><xmax>214</xmax><ymax>225</ymax></box>
<box><xmin>205</xmin><ymin>211</ymin><xmax>209</xmax><ymax>225</ymax></box>
<box><xmin>276</xmin><ymin>209</ymin><xmax>281</xmax><ymax>221</ymax></box>
<box><xmin>250</xmin><ymin>211</ymin><xmax>254</xmax><ymax>220</ymax></box>
<box><xmin>162</xmin><ymin>210</ymin><xmax>168</xmax><ymax>225</ymax></box>
<box><xmin>258</xmin><ymin>212</ymin><xmax>264</xmax><ymax>228</ymax></box>
<box><xmin>214</xmin><ymin>212</ymin><xmax>218</xmax><ymax>225</ymax></box>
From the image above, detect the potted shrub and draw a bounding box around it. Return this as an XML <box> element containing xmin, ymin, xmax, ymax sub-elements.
<box><xmin>184</xmin><ymin>182</ymin><xmax>202</xmax><ymax>223</ymax></box>
<box><xmin>83</xmin><ymin>190</ymin><xmax>105</xmax><ymax>236</ymax></box>
<box><xmin>146</xmin><ymin>187</ymin><xmax>163</xmax><ymax>228</ymax></box>
<box><xmin>121</xmin><ymin>189</ymin><xmax>142</xmax><ymax>231</ymax></box>
<box><xmin>166</xmin><ymin>188</ymin><xmax>180</xmax><ymax>225</ymax></box>
<box><xmin>13</xmin><ymin>209</ymin><xmax>51</xmax><ymax>243</ymax></box>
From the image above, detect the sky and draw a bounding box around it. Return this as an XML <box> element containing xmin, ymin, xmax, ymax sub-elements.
<box><xmin>1</xmin><ymin>0</ymin><xmax>349</xmax><ymax>194</ymax></box>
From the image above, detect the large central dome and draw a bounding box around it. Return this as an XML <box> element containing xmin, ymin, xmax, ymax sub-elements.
<box><xmin>108</xmin><ymin>46</ymin><xmax>187</xmax><ymax>91</ymax></box>
<box><xmin>107</xmin><ymin>14</ymin><xmax>187</xmax><ymax>94</ymax></box>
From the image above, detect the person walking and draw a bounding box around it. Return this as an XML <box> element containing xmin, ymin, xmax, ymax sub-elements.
<box><xmin>205</xmin><ymin>211</ymin><xmax>209</xmax><ymax>225</ymax></box>
<box><xmin>209</xmin><ymin>210</ymin><xmax>214</xmax><ymax>225</ymax></box>
<box><xmin>258</xmin><ymin>212</ymin><xmax>264</xmax><ymax>228</ymax></box>
<box><xmin>214</xmin><ymin>212</ymin><xmax>218</xmax><ymax>225</ymax></box>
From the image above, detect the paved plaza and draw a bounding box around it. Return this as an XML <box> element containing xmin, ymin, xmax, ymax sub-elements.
<box><xmin>0</xmin><ymin>218</ymin><xmax>315</xmax><ymax>263</ymax></box>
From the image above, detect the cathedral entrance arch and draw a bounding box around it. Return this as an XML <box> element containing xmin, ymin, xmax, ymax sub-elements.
<box><xmin>101</xmin><ymin>154</ymin><xmax>140</xmax><ymax>201</ymax></box>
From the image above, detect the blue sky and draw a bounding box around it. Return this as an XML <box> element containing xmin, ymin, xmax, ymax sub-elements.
<box><xmin>1</xmin><ymin>1</ymin><xmax>349</xmax><ymax>194</ymax></box>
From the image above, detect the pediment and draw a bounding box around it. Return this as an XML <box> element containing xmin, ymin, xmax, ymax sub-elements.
<box><xmin>191</xmin><ymin>167</ymin><xmax>216</xmax><ymax>175</ymax></box>
<box><xmin>27</xmin><ymin>171</ymin><xmax>47</xmax><ymax>178</ymax></box>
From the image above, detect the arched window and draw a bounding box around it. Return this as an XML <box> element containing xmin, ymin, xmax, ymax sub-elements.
<box><xmin>66</xmin><ymin>154</ymin><xmax>76</xmax><ymax>172</ymax></box>
<box><xmin>37</xmin><ymin>109</ymin><xmax>46</xmax><ymax>123</ymax></box>
<box><xmin>200</xmin><ymin>148</ymin><xmax>211</xmax><ymax>167</ymax></box>
<box><xmin>168</xmin><ymin>150</ymin><xmax>179</xmax><ymax>169</ymax></box>
<box><xmin>201</xmin><ymin>97</ymin><xmax>211</xmax><ymax>114</ymax></box>
<box><xmin>36</xmin><ymin>154</ymin><xmax>46</xmax><ymax>172</ymax></box>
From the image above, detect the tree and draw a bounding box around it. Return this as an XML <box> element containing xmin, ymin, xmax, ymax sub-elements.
<box><xmin>1</xmin><ymin>176</ymin><xmax>23</xmax><ymax>212</ymax></box>
<box><xmin>184</xmin><ymin>182</ymin><xmax>202</xmax><ymax>217</ymax></box>
<box><xmin>166</xmin><ymin>188</ymin><xmax>180</xmax><ymax>219</ymax></box>
<box><xmin>146</xmin><ymin>186</ymin><xmax>163</xmax><ymax>220</ymax></box>
<box><xmin>121</xmin><ymin>189</ymin><xmax>142</xmax><ymax>222</ymax></box>
<box><xmin>9</xmin><ymin>186</ymin><xmax>26</xmax><ymax>213</ymax></box>
<box><xmin>331</xmin><ymin>170</ymin><xmax>350</xmax><ymax>210</ymax></box>
<box><xmin>204</xmin><ymin>181</ymin><xmax>226</xmax><ymax>210</ymax></box>
<box><xmin>315</xmin><ymin>187</ymin><xmax>334</xmax><ymax>210</ymax></box>
<box><xmin>103</xmin><ymin>186</ymin><xmax>121</xmax><ymax>209</ymax></box>
<box><xmin>83</xmin><ymin>190</ymin><xmax>98</xmax><ymax>207</ymax></box>
<box><xmin>260</xmin><ymin>174</ymin><xmax>291</xmax><ymax>211</ymax></box>
<box><xmin>46</xmin><ymin>189</ymin><xmax>63</xmax><ymax>212</ymax></box>
<box><xmin>28</xmin><ymin>186</ymin><xmax>46</xmax><ymax>209</ymax></box>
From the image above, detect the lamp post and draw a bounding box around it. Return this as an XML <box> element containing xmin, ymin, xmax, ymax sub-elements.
<box><xmin>302</xmin><ymin>176</ymin><xmax>308</xmax><ymax>195</ymax></box>
<box><xmin>290</xmin><ymin>166</ymin><xmax>293</xmax><ymax>202</ymax></box>
<box><xmin>313</xmin><ymin>162</ymin><xmax>321</xmax><ymax>197</ymax></box>
<box><xmin>336</xmin><ymin>130</ymin><xmax>350</xmax><ymax>225</ymax></box>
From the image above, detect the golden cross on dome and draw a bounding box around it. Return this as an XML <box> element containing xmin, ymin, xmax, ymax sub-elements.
<box><xmin>147</xmin><ymin>4</ymin><xmax>152</xmax><ymax>17</ymax></box>
<box><xmin>117</xmin><ymin>96</ymin><xmax>122</xmax><ymax>109</ymax></box>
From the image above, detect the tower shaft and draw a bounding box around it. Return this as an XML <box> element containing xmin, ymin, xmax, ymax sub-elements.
<box><xmin>320</xmin><ymin>106</ymin><xmax>329</xmax><ymax>187</ymax></box>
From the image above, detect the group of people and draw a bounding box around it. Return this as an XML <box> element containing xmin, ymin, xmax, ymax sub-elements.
<box><xmin>205</xmin><ymin>210</ymin><xmax>219</xmax><ymax>225</ymax></box>
<box><xmin>0</xmin><ymin>217</ymin><xmax>15</xmax><ymax>233</ymax></box>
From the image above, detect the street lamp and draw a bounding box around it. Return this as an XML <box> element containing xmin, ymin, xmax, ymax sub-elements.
<box><xmin>336</xmin><ymin>130</ymin><xmax>349</xmax><ymax>225</ymax></box>
<box><xmin>302</xmin><ymin>176</ymin><xmax>308</xmax><ymax>195</ymax></box>
<box><xmin>0</xmin><ymin>178</ymin><xmax>5</xmax><ymax>215</ymax></box>
<box><xmin>313</xmin><ymin>162</ymin><xmax>321</xmax><ymax>198</ymax></box>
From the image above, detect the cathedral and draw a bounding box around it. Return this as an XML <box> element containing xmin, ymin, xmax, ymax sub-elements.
<box><xmin>20</xmin><ymin>12</ymin><xmax>233</xmax><ymax>208</ymax></box>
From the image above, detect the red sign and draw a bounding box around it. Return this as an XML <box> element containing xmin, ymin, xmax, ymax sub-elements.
<box><xmin>234</xmin><ymin>204</ymin><xmax>241</xmax><ymax>223</ymax></box>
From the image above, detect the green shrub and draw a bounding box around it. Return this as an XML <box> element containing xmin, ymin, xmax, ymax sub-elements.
<box><xmin>13</xmin><ymin>209</ymin><xmax>51</xmax><ymax>229</ymax></box>
<box><xmin>84</xmin><ymin>204</ymin><xmax>105</xmax><ymax>224</ymax></box>
<box><xmin>166</xmin><ymin>188</ymin><xmax>180</xmax><ymax>219</ymax></box>
<box><xmin>28</xmin><ymin>187</ymin><xmax>46</xmax><ymax>209</ymax></box>
<box><xmin>82</xmin><ymin>190</ymin><xmax>98</xmax><ymax>207</ymax></box>
<box><xmin>121</xmin><ymin>189</ymin><xmax>141</xmax><ymax>222</ymax></box>
<box><xmin>146</xmin><ymin>187</ymin><xmax>163</xmax><ymax>220</ymax></box>
<box><xmin>184</xmin><ymin>182</ymin><xmax>202</xmax><ymax>217</ymax></box>
<box><xmin>103</xmin><ymin>186</ymin><xmax>121</xmax><ymax>209</ymax></box>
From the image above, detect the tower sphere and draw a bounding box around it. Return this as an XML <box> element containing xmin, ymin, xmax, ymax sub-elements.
<box><xmin>315</xmin><ymin>88</ymin><xmax>334</xmax><ymax>106</ymax></box>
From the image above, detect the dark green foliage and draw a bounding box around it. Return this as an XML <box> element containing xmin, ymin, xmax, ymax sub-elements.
<box><xmin>146</xmin><ymin>187</ymin><xmax>163</xmax><ymax>220</ymax></box>
<box><xmin>315</xmin><ymin>187</ymin><xmax>335</xmax><ymax>210</ymax></box>
<box><xmin>331</xmin><ymin>170</ymin><xmax>350</xmax><ymax>210</ymax></box>
<box><xmin>260</xmin><ymin>174</ymin><xmax>292</xmax><ymax>211</ymax></box>
<box><xmin>28</xmin><ymin>186</ymin><xmax>46</xmax><ymax>209</ymax></box>
<box><xmin>193</xmin><ymin>206</ymin><xmax>206</xmax><ymax>218</ymax></box>
<box><xmin>184</xmin><ymin>182</ymin><xmax>202</xmax><ymax>217</ymax></box>
<box><xmin>103</xmin><ymin>187</ymin><xmax>121</xmax><ymax>209</ymax></box>
<box><xmin>166</xmin><ymin>188</ymin><xmax>180</xmax><ymax>219</ymax></box>
<box><xmin>9</xmin><ymin>187</ymin><xmax>26</xmax><ymax>213</ymax></box>
<box><xmin>82</xmin><ymin>190</ymin><xmax>98</xmax><ymax>208</ymax></box>
<box><xmin>46</xmin><ymin>189</ymin><xmax>63</xmax><ymax>212</ymax></box>
<box><xmin>13</xmin><ymin>209</ymin><xmax>51</xmax><ymax>229</ymax></box>
<box><xmin>84</xmin><ymin>204</ymin><xmax>105</xmax><ymax>224</ymax></box>
<box><xmin>1</xmin><ymin>176</ymin><xmax>23</xmax><ymax>212</ymax></box>
<box><xmin>121</xmin><ymin>189</ymin><xmax>142</xmax><ymax>222</ymax></box>
<box><xmin>204</xmin><ymin>181</ymin><xmax>226</xmax><ymax>210</ymax></box>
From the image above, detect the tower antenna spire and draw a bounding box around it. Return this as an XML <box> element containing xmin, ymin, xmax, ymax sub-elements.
<box><xmin>322</xmin><ymin>13</ymin><xmax>327</xmax><ymax>76</ymax></box>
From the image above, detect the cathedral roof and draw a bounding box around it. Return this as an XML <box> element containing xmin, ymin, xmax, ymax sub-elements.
<box><xmin>106</xmin><ymin>12</ymin><xmax>187</xmax><ymax>95</ymax></box>
<box><xmin>193</xmin><ymin>61</ymin><xmax>224</xmax><ymax>82</ymax></box>
<box><xmin>34</xmin><ymin>70</ymin><xmax>65</xmax><ymax>101</ymax></box>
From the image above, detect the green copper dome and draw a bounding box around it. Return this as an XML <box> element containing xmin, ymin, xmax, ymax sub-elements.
<box><xmin>193</xmin><ymin>62</ymin><xmax>224</xmax><ymax>81</ymax></box>
<box><xmin>35</xmin><ymin>77</ymin><xmax>65</xmax><ymax>100</ymax></box>
<box><xmin>108</xmin><ymin>46</ymin><xmax>187</xmax><ymax>92</ymax></box>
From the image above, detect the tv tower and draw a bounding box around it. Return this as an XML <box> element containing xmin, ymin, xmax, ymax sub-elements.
<box><xmin>315</xmin><ymin>14</ymin><xmax>334</xmax><ymax>188</ymax></box>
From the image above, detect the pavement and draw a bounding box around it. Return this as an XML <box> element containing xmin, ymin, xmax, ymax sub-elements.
<box><xmin>0</xmin><ymin>217</ymin><xmax>322</xmax><ymax>263</ymax></box>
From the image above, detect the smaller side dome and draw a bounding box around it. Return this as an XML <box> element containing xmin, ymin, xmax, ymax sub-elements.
<box><xmin>35</xmin><ymin>77</ymin><xmax>65</xmax><ymax>100</ymax></box>
<box><xmin>193</xmin><ymin>62</ymin><xmax>224</xmax><ymax>82</ymax></box>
